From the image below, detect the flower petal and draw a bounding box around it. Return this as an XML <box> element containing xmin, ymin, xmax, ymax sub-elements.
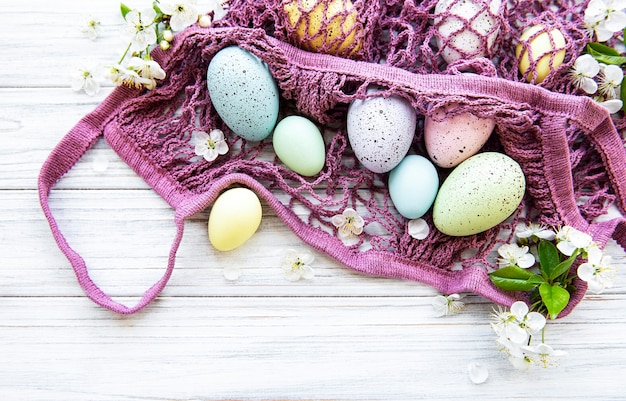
<box><xmin>408</xmin><ymin>218</ymin><xmax>429</xmax><ymax>240</ymax></box>
<box><xmin>468</xmin><ymin>362</ymin><xmax>489</xmax><ymax>384</ymax></box>
<box><xmin>580</xmin><ymin>77</ymin><xmax>599</xmax><ymax>94</ymax></box>
<box><xmin>510</xmin><ymin>301</ymin><xmax>529</xmax><ymax>320</ymax></box>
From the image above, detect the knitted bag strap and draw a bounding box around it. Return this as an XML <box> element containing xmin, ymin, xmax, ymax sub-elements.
<box><xmin>37</xmin><ymin>86</ymin><xmax>190</xmax><ymax>314</ymax></box>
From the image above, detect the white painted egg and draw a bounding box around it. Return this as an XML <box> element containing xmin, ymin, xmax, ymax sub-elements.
<box><xmin>347</xmin><ymin>88</ymin><xmax>417</xmax><ymax>173</ymax></box>
<box><xmin>434</xmin><ymin>0</ymin><xmax>502</xmax><ymax>64</ymax></box>
<box><xmin>432</xmin><ymin>152</ymin><xmax>525</xmax><ymax>236</ymax></box>
<box><xmin>424</xmin><ymin>103</ymin><xmax>495</xmax><ymax>168</ymax></box>
<box><xmin>208</xmin><ymin>188</ymin><xmax>263</xmax><ymax>251</ymax></box>
<box><xmin>207</xmin><ymin>46</ymin><xmax>280</xmax><ymax>141</ymax></box>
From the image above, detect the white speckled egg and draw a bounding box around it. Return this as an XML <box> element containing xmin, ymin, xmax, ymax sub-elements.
<box><xmin>432</xmin><ymin>152</ymin><xmax>525</xmax><ymax>236</ymax></box>
<box><xmin>273</xmin><ymin>115</ymin><xmax>326</xmax><ymax>176</ymax></box>
<box><xmin>424</xmin><ymin>103</ymin><xmax>495</xmax><ymax>168</ymax></box>
<box><xmin>434</xmin><ymin>0</ymin><xmax>502</xmax><ymax>64</ymax></box>
<box><xmin>388</xmin><ymin>155</ymin><xmax>439</xmax><ymax>219</ymax></box>
<box><xmin>347</xmin><ymin>88</ymin><xmax>416</xmax><ymax>173</ymax></box>
<box><xmin>207</xmin><ymin>46</ymin><xmax>280</xmax><ymax>141</ymax></box>
<box><xmin>208</xmin><ymin>188</ymin><xmax>263</xmax><ymax>251</ymax></box>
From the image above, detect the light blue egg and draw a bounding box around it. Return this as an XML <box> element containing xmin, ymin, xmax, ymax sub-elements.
<box><xmin>388</xmin><ymin>155</ymin><xmax>439</xmax><ymax>219</ymax></box>
<box><xmin>207</xmin><ymin>46</ymin><xmax>280</xmax><ymax>141</ymax></box>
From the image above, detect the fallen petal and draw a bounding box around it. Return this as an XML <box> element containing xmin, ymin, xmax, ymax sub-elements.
<box><xmin>468</xmin><ymin>362</ymin><xmax>489</xmax><ymax>384</ymax></box>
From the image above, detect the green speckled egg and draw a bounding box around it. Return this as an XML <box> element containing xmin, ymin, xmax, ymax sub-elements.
<box><xmin>432</xmin><ymin>152</ymin><xmax>525</xmax><ymax>236</ymax></box>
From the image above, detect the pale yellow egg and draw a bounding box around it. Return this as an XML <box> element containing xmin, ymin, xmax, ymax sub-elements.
<box><xmin>516</xmin><ymin>24</ymin><xmax>566</xmax><ymax>84</ymax></box>
<box><xmin>283</xmin><ymin>0</ymin><xmax>362</xmax><ymax>56</ymax></box>
<box><xmin>208</xmin><ymin>188</ymin><xmax>263</xmax><ymax>251</ymax></box>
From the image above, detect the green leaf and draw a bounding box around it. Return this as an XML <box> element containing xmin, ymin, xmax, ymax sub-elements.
<box><xmin>539</xmin><ymin>283</ymin><xmax>570</xmax><ymax>319</ymax></box>
<box><xmin>489</xmin><ymin>266</ymin><xmax>545</xmax><ymax>292</ymax></box>
<box><xmin>586</xmin><ymin>44</ymin><xmax>626</xmax><ymax>65</ymax></box>
<box><xmin>587</xmin><ymin>42</ymin><xmax>621</xmax><ymax>56</ymax></box>
<box><xmin>538</xmin><ymin>240</ymin><xmax>560</xmax><ymax>279</ymax></box>
<box><xmin>120</xmin><ymin>3</ymin><xmax>132</xmax><ymax>19</ymax></box>
<box><xmin>547</xmin><ymin>250</ymin><xmax>579</xmax><ymax>281</ymax></box>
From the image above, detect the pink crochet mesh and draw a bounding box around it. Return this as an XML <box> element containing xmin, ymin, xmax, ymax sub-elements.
<box><xmin>39</xmin><ymin>0</ymin><xmax>626</xmax><ymax>315</ymax></box>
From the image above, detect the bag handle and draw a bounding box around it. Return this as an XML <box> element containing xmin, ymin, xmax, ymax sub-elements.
<box><xmin>38</xmin><ymin>86</ymin><xmax>187</xmax><ymax>314</ymax></box>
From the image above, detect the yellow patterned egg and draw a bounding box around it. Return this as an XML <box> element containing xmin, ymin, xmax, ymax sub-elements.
<box><xmin>516</xmin><ymin>24</ymin><xmax>566</xmax><ymax>84</ymax></box>
<box><xmin>208</xmin><ymin>188</ymin><xmax>263</xmax><ymax>251</ymax></box>
<box><xmin>284</xmin><ymin>0</ymin><xmax>362</xmax><ymax>56</ymax></box>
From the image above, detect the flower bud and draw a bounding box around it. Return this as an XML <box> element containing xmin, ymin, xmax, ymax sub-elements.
<box><xmin>198</xmin><ymin>14</ymin><xmax>212</xmax><ymax>28</ymax></box>
<box><xmin>162</xmin><ymin>29</ymin><xmax>174</xmax><ymax>42</ymax></box>
<box><xmin>159</xmin><ymin>40</ymin><xmax>171</xmax><ymax>51</ymax></box>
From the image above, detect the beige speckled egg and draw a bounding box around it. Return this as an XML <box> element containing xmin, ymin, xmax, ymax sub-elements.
<box><xmin>424</xmin><ymin>103</ymin><xmax>495</xmax><ymax>168</ymax></box>
<box><xmin>434</xmin><ymin>0</ymin><xmax>502</xmax><ymax>64</ymax></box>
<box><xmin>432</xmin><ymin>152</ymin><xmax>525</xmax><ymax>236</ymax></box>
<box><xmin>516</xmin><ymin>24</ymin><xmax>566</xmax><ymax>84</ymax></box>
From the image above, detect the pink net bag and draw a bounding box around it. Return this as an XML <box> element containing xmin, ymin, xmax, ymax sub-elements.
<box><xmin>39</xmin><ymin>0</ymin><xmax>626</xmax><ymax>315</ymax></box>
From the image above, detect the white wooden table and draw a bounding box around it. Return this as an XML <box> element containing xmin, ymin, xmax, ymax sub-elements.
<box><xmin>2</xmin><ymin>1</ymin><xmax>625</xmax><ymax>399</ymax></box>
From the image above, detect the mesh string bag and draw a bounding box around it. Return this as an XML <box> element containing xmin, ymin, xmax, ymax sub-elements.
<box><xmin>39</xmin><ymin>0</ymin><xmax>626</xmax><ymax>315</ymax></box>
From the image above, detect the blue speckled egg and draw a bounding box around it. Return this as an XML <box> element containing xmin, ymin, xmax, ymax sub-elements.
<box><xmin>432</xmin><ymin>152</ymin><xmax>525</xmax><ymax>236</ymax></box>
<box><xmin>388</xmin><ymin>155</ymin><xmax>439</xmax><ymax>219</ymax></box>
<box><xmin>207</xmin><ymin>46</ymin><xmax>280</xmax><ymax>141</ymax></box>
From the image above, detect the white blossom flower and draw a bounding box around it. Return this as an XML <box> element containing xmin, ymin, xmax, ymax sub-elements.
<box><xmin>598</xmin><ymin>63</ymin><xmax>624</xmax><ymax>99</ymax></box>
<box><xmin>282</xmin><ymin>249</ymin><xmax>315</xmax><ymax>281</ymax></box>
<box><xmin>570</xmin><ymin>54</ymin><xmax>601</xmax><ymax>94</ymax></box>
<box><xmin>497</xmin><ymin>243</ymin><xmax>536</xmax><ymax>268</ymax></box>
<box><xmin>584</xmin><ymin>0</ymin><xmax>626</xmax><ymax>41</ymax></box>
<box><xmin>578</xmin><ymin>251</ymin><xmax>618</xmax><ymax>293</ymax></box>
<box><xmin>555</xmin><ymin>226</ymin><xmax>595</xmax><ymax>256</ymax></box>
<box><xmin>408</xmin><ymin>218</ymin><xmax>429</xmax><ymax>240</ymax></box>
<box><xmin>516</xmin><ymin>222</ymin><xmax>556</xmax><ymax>243</ymax></box>
<box><xmin>80</xmin><ymin>14</ymin><xmax>102</xmax><ymax>41</ymax></box>
<box><xmin>126</xmin><ymin>57</ymin><xmax>166</xmax><ymax>90</ymax></box>
<box><xmin>106</xmin><ymin>64</ymin><xmax>154</xmax><ymax>89</ymax></box>
<box><xmin>125</xmin><ymin>8</ymin><xmax>157</xmax><ymax>51</ymax></box>
<box><xmin>206</xmin><ymin>0</ymin><xmax>229</xmax><ymax>21</ymax></box>
<box><xmin>159</xmin><ymin>0</ymin><xmax>199</xmax><ymax>31</ymax></box>
<box><xmin>71</xmin><ymin>61</ymin><xmax>102</xmax><ymax>96</ymax></box>
<box><xmin>597</xmin><ymin>97</ymin><xmax>624</xmax><ymax>113</ymax></box>
<box><xmin>491</xmin><ymin>301</ymin><xmax>546</xmax><ymax>345</ymax></box>
<box><xmin>190</xmin><ymin>129</ymin><xmax>229</xmax><ymax>162</ymax></box>
<box><xmin>432</xmin><ymin>294</ymin><xmax>465</xmax><ymax>317</ymax></box>
<box><xmin>521</xmin><ymin>343</ymin><xmax>567</xmax><ymax>368</ymax></box>
<box><xmin>331</xmin><ymin>208</ymin><xmax>364</xmax><ymax>243</ymax></box>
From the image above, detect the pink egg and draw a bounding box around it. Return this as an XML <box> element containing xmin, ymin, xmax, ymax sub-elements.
<box><xmin>424</xmin><ymin>103</ymin><xmax>495</xmax><ymax>168</ymax></box>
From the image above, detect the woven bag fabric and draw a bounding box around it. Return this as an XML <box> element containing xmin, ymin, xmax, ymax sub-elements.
<box><xmin>39</xmin><ymin>0</ymin><xmax>626</xmax><ymax>315</ymax></box>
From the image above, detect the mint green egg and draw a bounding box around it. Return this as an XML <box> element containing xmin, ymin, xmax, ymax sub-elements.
<box><xmin>273</xmin><ymin>116</ymin><xmax>326</xmax><ymax>176</ymax></box>
<box><xmin>388</xmin><ymin>155</ymin><xmax>439</xmax><ymax>219</ymax></box>
<box><xmin>433</xmin><ymin>152</ymin><xmax>525</xmax><ymax>236</ymax></box>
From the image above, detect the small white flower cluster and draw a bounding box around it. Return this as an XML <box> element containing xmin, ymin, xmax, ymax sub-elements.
<box><xmin>584</xmin><ymin>0</ymin><xmax>626</xmax><ymax>42</ymax></box>
<box><xmin>491</xmin><ymin>301</ymin><xmax>566</xmax><ymax>370</ymax></box>
<box><xmin>570</xmin><ymin>54</ymin><xmax>624</xmax><ymax>113</ymax></box>
<box><xmin>498</xmin><ymin>223</ymin><xmax>617</xmax><ymax>293</ymax></box>
<box><xmin>72</xmin><ymin>0</ymin><xmax>229</xmax><ymax>95</ymax></box>
<box><xmin>431</xmin><ymin>293</ymin><xmax>465</xmax><ymax>317</ymax></box>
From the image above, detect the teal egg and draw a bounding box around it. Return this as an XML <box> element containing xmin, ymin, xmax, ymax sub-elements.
<box><xmin>273</xmin><ymin>116</ymin><xmax>326</xmax><ymax>176</ymax></box>
<box><xmin>207</xmin><ymin>46</ymin><xmax>280</xmax><ymax>141</ymax></box>
<box><xmin>388</xmin><ymin>155</ymin><xmax>439</xmax><ymax>219</ymax></box>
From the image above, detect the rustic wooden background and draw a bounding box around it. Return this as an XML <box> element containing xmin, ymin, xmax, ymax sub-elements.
<box><xmin>1</xmin><ymin>1</ymin><xmax>625</xmax><ymax>399</ymax></box>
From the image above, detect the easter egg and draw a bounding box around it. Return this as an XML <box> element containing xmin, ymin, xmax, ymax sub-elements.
<box><xmin>283</xmin><ymin>0</ymin><xmax>362</xmax><ymax>57</ymax></box>
<box><xmin>516</xmin><ymin>24</ymin><xmax>566</xmax><ymax>84</ymax></box>
<box><xmin>208</xmin><ymin>188</ymin><xmax>263</xmax><ymax>251</ymax></box>
<box><xmin>388</xmin><ymin>155</ymin><xmax>439</xmax><ymax>219</ymax></box>
<box><xmin>273</xmin><ymin>115</ymin><xmax>326</xmax><ymax>176</ymax></box>
<box><xmin>424</xmin><ymin>103</ymin><xmax>495</xmax><ymax>168</ymax></box>
<box><xmin>207</xmin><ymin>46</ymin><xmax>280</xmax><ymax>141</ymax></box>
<box><xmin>432</xmin><ymin>152</ymin><xmax>525</xmax><ymax>236</ymax></box>
<box><xmin>347</xmin><ymin>88</ymin><xmax>417</xmax><ymax>173</ymax></box>
<box><xmin>434</xmin><ymin>0</ymin><xmax>502</xmax><ymax>64</ymax></box>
